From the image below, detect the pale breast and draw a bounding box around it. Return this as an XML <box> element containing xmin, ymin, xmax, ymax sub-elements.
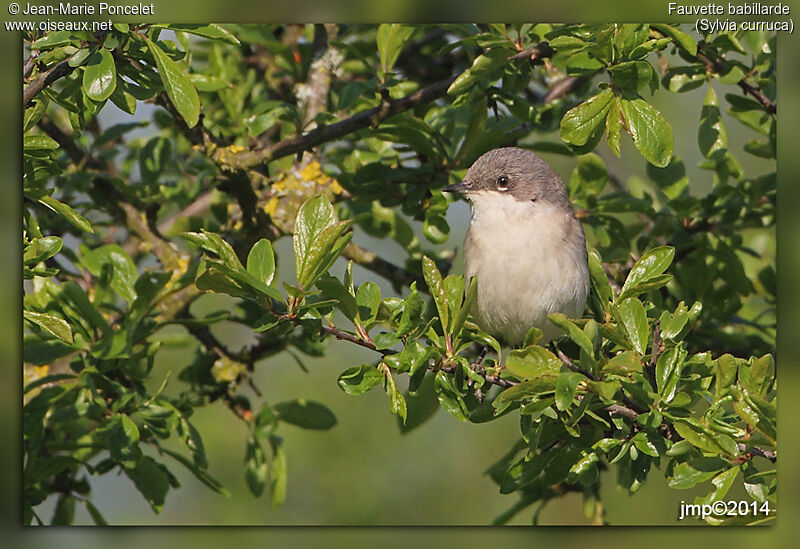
<box><xmin>464</xmin><ymin>194</ymin><xmax>589</xmax><ymax>346</ymax></box>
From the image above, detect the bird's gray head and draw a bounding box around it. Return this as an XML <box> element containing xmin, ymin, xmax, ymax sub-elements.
<box><xmin>443</xmin><ymin>147</ymin><xmax>569</xmax><ymax>208</ymax></box>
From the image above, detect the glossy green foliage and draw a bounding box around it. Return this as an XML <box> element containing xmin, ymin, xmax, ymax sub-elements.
<box><xmin>23</xmin><ymin>24</ymin><xmax>775</xmax><ymax>525</ymax></box>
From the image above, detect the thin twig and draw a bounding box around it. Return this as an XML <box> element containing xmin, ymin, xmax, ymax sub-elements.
<box><xmin>556</xmin><ymin>348</ymin><xmax>595</xmax><ymax>380</ymax></box>
<box><xmin>23</xmin><ymin>52</ymin><xmax>39</xmax><ymax>79</ymax></box>
<box><xmin>646</xmin><ymin>320</ymin><xmax>662</xmax><ymax>390</ymax></box>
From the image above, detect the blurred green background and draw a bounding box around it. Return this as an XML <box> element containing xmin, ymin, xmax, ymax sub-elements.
<box><xmin>4</xmin><ymin>0</ymin><xmax>798</xmax><ymax>544</ymax></box>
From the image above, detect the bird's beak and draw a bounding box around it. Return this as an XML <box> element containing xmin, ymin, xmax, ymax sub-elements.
<box><xmin>442</xmin><ymin>181</ymin><xmax>469</xmax><ymax>193</ymax></box>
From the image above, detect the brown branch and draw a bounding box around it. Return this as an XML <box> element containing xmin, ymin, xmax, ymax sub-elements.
<box><xmin>606</xmin><ymin>404</ymin><xmax>639</xmax><ymax>421</ymax></box>
<box><xmin>212</xmin><ymin>76</ymin><xmax>456</xmax><ymax>171</ymax></box>
<box><xmin>23</xmin><ymin>59</ymin><xmax>75</xmax><ymax>108</ymax></box>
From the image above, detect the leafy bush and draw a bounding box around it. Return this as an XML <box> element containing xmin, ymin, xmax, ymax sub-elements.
<box><xmin>23</xmin><ymin>23</ymin><xmax>775</xmax><ymax>525</ymax></box>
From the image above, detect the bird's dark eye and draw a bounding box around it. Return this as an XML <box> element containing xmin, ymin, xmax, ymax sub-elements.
<box><xmin>496</xmin><ymin>176</ymin><xmax>509</xmax><ymax>190</ymax></box>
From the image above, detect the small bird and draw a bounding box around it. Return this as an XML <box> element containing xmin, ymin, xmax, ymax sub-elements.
<box><xmin>443</xmin><ymin>147</ymin><xmax>589</xmax><ymax>346</ymax></box>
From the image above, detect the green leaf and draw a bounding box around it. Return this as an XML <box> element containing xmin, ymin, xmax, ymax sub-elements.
<box><xmin>433</xmin><ymin>371</ymin><xmax>468</xmax><ymax>421</ymax></box>
<box><xmin>673</xmin><ymin>419</ymin><xmax>738</xmax><ymax>456</ymax></box>
<box><xmin>448</xmin><ymin>48</ymin><xmax>509</xmax><ymax>96</ymax></box>
<box><xmin>82</xmin><ymin>48</ymin><xmax>117</xmax><ymax>101</ymax></box>
<box><xmin>337</xmin><ymin>364</ymin><xmax>384</xmax><ymax>395</ymax></box>
<box><xmin>31</xmin><ymin>31</ymin><xmax>77</xmax><ymax>50</ymax></box>
<box><xmin>613</xmin><ymin>298</ymin><xmax>648</xmax><ymax>354</ymax></box>
<box><xmin>38</xmin><ymin>195</ymin><xmax>94</xmax><ymax>233</ymax></box>
<box><xmin>125</xmin><ymin>456</ymin><xmax>171</xmax><ymax>513</ymax></box>
<box><xmin>244</xmin><ymin>437</ymin><xmax>268</xmax><ymax>497</ymax></box>
<box><xmin>652</xmin><ymin>24</ymin><xmax>697</xmax><ymax>55</ymax></box>
<box><xmin>143</xmin><ymin>37</ymin><xmax>200</xmax><ymax>128</ymax></box>
<box><xmin>159</xmin><ymin>24</ymin><xmax>241</xmax><ymax>46</ymax></box>
<box><xmin>602</xmin><ymin>350</ymin><xmax>643</xmax><ymax>374</ymax></box>
<box><xmin>24</xmin><ymin>311</ymin><xmax>73</xmax><ymax>344</ymax></box>
<box><xmin>160</xmin><ymin>447</ymin><xmax>229</xmax><ymax>496</ymax></box>
<box><xmin>99</xmin><ymin>414</ymin><xmax>142</xmax><ymax>469</ymax></box>
<box><xmin>605</xmin><ymin>95</ymin><xmax>623</xmax><ymax>156</ymax></box>
<box><xmin>81</xmin><ymin>244</ymin><xmax>138</xmax><ymax>303</ymax></box>
<box><xmin>23</xmin><ymin>236</ymin><xmax>63</xmax><ymax>266</ymax></box>
<box><xmin>647</xmin><ymin>156</ymin><xmax>689</xmax><ymax>200</ymax></box>
<box><xmin>356</xmin><ymin>281</ymin><xmax>381</xmax><ymax>326</ymax></box>
<box><xmin>565</xmin><ymin>51</ymin><xmax>604</xmax><ymax>76</ymax></box>
<box><xmin>452</xmin><ymin>277</ymin><xmax>477</xmax><ymax>341</ymax></box>
<box><xmin>492</xmin><ymin>378</ymin><xmax>559</xmax><ymax>414</ymax></box>
<box><xmin>376</xmin><ymin>24</ymin><xmax>417</xmax><ymax>77</ymax></box>
<box><xmin>183</xmin><ymin>230</ymin><xmax>242</xmax><ymax>269</ymax></box>
<box><xmin>587</xmin><ymin>249</ymin><xmax>613</xmax><ymax>309</ymax></box>
<box><xmin>548</xmin><ymin>313</ymin><xmax>594</xmax><ymax>358</ymax></box>
<box><xmin>560</xmin><ymin>89</ymin><xmax>613</xmax><ymax>147</ymax></box>
<box><xmin>384</xmin><ymin>370</ymin><xmax>407</xmax><ymax>422</ymax></box>
<box><xmin>668</xmin><ymin>457</ymin><xmax>728</xmax><ymax>489</ymax></box>
<box><xmin>505</xmin><ymin>345</ymin><xmax>561</xmax><ymax>380</ymax></box>
<box><xmin>699</xmin><ymin>85</ymin><xmax>728</xmax><ymax>160</ymax></box>
<box><xmin>269</xmin><ymin>436</ymin><xmax>287</xmax><ymax>508</ymax></box>
<box><xmin>608</xmin><ymin>61</ymin><xmax>654</xmax><ymax>92</ymax></box>
<box><xmin>246</xmin><ymin>239</ymin><xmax>276</xmax><ymax>286</ymax></box>
<box><xmin>422</xmin><ymin>256</ymin><xmax>448</xmax><ymax>333</ymax></box>
<box><xmin>297</xmin><ymin>220</ymin><xmax>352</xmax><ymax>288</ymax></box>
<box><xmin>52</xmin><ymin>493</ymin><xmax>75</xmax><ymax>525</ymax></box>
<box><xmin>556</xmin><ymin>372</ymin><xmax>585</xmax><ymax>411</ymax></box>
<box><xmin>618</xmin><ymin>246</ymin><xmax>675</xmax><ymax>300</ymax></box>
<box><xmin>621</xmin><ymin>96</ymin><xmax>674</xmax><ymax>167</ymax></box>
<box><xmin>422</xmin><ymin>214</ymin><xmax>450</xmax><ymax>244</ymax></box>
<box><xmin>274</xmin><ymin>399</ymin><xmax>337</xmax><ymax>430</ymax></box>
<box><xmin>293</xmin><ymin>195</ymin><xmax>336</xmax><ymax>281</ymax></box>
<box><xmin>24</xmin><ymin>134</ymin><xmax>59</xmax><ymax>151</ymax></box>
<box><xmin>655</xmin><ymin>346</ymin><xmax>686</xmax><ymax>401</ymax></box>
<box><xmin>569</xmin><ymin>153</ymin><xmax>608</xmax><ymax>198</ymax></box>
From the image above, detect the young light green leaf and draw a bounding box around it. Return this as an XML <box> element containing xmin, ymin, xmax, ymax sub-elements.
<box><xmin>376</xmin><ymin>24</ymin><xmax>417</xmax><ymax>77</ymax></box>
<box><xmin>143</xmin><ymin>37</ymin><xmax>200</xmax><ymax>128</ymax></box>
<box><xmin>246</xmin><ymin>238</ymin><xmax>276</xmax><ymax>286</ymax></box>
<box><xmin>621</xmin><ymin>96</ymin><xmax>674</xmax><ymax>167</ymax></box>
<box><xmin>505</xmin><ymin>345</ymin><xmax>561</xmax><ymax>380</ymax></box>
<box><xmin>448</xmin><ymin>48</ymin><xmax>509</xmax><ymax>96</ymax></box>
<box><xmin>618</xmin><ymin>246</ymin><xmax>675</xmax><ymax>300</ymax></box>
<box><xmin>560</xmin><ymin>89</ymin><xmax>613</xmax><ymax>147</ymax></box>
<box><xmin>421</xmin><ymin>256</ymin><xmax>448</xmax><ymax>333</ymax></box>
<box><xmin>24</xmin><ymin>311</ymin><xmax>73</xmax><ymax>344</ymax></box>
<box><xmin>293</xmin><ymin>195</ymin><xmax>339</xmax><ymax>286</ymax></box>
<box><xmin>82</xmin><ymin>48</ymin><xmax>117</xmax><ymax>101</ymax></box>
